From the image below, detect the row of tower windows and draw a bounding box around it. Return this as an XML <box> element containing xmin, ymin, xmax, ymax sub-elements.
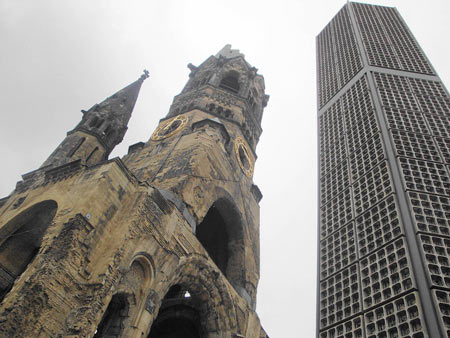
<box><xmin>190</xmin><ymin>71</ymin><xmax>241</xmax><ymax>94</ymax></box>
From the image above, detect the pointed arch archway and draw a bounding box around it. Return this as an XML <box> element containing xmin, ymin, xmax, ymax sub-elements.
<box><xmin>146</xmin><ymin>255</ymin><xmax>238</xmax><ymax>338</ymax></box>
<box><xmin>195</xmin><ymin>197</ymin><xmax>246</xmax><ymax>296</ymax></box>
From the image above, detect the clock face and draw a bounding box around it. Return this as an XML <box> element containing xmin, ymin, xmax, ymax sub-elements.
<box><xmin>151</xmin><ymin>115</ymin><xmax>188</xmax><ymax>141</ymax></box>
<box><xmin>234</xmin><ymin>137</ymin><xmax>254</xmax><ymax>177</ymax></box>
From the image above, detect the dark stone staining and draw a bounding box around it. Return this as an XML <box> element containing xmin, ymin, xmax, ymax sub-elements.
<box><xmin>104</xmin><ymin>205</ymin><xmax>118</xmax><ymax>221</ymax></box>
<box><xmin>158</xmin><ymin>189</ymin><xmax>196</xmax><ymax>231</ymax></box>
<box><xmin>94</xmin><ymin>205</ymin><xmax>118</xmax><ymax>231</ymax></box>
<box><xmin>207</xmin><ymin>103</ymin><xmax>234</xmax><ymax>119</ymax></box>
<box><xmin>86</xmin><ymin>147</ymin><xmax>99</xmax><ymax>165</ymax></box>
<box><xmin>145</xmin><ymin>289</ymin><xmax>159</xmax><ymax>314</ymax></box>
<box><xmin>12</xmin><ymin>196</ymin><xmax>26</xmax><ymax>210</ymax></box>
<box><xmin>68</xmin><ymin>137</ymin><xmax>86</xmax><ymax>158</ymax></box>
<box><xmin>117</xmin><ymin>186</ymin><xmax>126</xmax><ymax>201</ymax></box>
<box><xmin>151</xmin><ymin>189</ymin><xmax>173</xmax><ymax>215</ymax></box>
<box><xmin>127</xmin><ymin>142</ymin><xmax>145</xmax><ymax>154</ymax></box>
<box><xmin>44</xmin><ymin>214</ymin><xmax>93</xmax><ymax>264</ymax></box>
<box><xmin>0</xmin><ymin>282</ymin><xmax>49</xmax><ymax>337</ymax></box>
<box><xmin>0</xmin><ymin>196</ymin><xmax>9</xmax><ymax>209</ymax></box>
<box><xmin>41</xmin><ymin>134</ymin><xmax>90</xmax><ymax>169</ymax></box>
<box><xmin>44</xmin><ymin>159</ymin><xmax>84</xmax><ymax>183</ymax></box>
<box><xmin>192</xmin><ymin>118</ymin><xmax>231</xmax><ymax>145</ymax></box>
<box><xmin>90</xmin><ymin>116</ymin><xmax>104</xmax><ymax>129</ymax></box>
<box><xmin>251</xmin><ymin>184</ymin><xmax>263</xmax><ymax>203</ymax></box>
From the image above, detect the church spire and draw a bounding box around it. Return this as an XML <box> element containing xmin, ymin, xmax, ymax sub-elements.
<box><xmin>41</xmin><ymin>71</ymin><xmax>148</xmax><ymax>168</ymax></box>
<box><xmin>76</xmin><ymin>69</ymin><xmax>149</xmax><ymax>149</ymax></box>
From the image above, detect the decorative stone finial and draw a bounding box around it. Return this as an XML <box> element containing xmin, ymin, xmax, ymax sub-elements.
<box><xmin>140</xmin><ymin>69</ymin><xmax>150</xmax><ymax>81</ymax></box>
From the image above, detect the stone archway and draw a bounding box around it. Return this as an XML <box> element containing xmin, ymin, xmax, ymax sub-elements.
<box><xmin>147</xmin><ymin>255</ymin><xmax>238</xmax><ymax>338</ymax></box>
<box><xmin>196</xmin><ymin>197</ymin><xmax>246</xmax><ymax>299</ymax></box>
<box><xmin>0</xmin><ymin>200</ymin><xmax>58</xmax><ymax>301</ymax></box>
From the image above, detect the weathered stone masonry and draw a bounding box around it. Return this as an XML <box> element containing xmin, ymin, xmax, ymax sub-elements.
<box><xmin>0</xmin><ymin>45</ymin><xmax>269</xmax><ymax>338</ymax></box>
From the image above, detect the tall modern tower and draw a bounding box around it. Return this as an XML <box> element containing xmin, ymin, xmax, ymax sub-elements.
<box><xmin>317</xmin><ymin>3</ymin><xmax>450</xmax><ymax>338</ymax></box>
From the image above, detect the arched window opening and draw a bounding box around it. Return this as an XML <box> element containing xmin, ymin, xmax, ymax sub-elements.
<box><xmin>196</xmin><ymin>206</ymin><xmax>229</xmax><ymax>275</ymax></box>
<box><xmin>0</xmin><ymin>200</ymin><xmax>57</xmax><ymax>302</ymax></box>
<box><xmin>249</xmin><ymin>96</ymin><xmax>257</xmax><ymax>114</ymax></box>
<box><xmin>95</xmin><ymin>119</ymin><xmax>104</xmax><ymax>129</ymax></box>
<box><xmin>90</xmin><ymin>116</ymin><xmax>104</xmax><ymax>129</ymax></box>
<box><xmin>147</xmin><ymin>285</ymin><xmax>201</xmax><ymax>338</ymax></box>
<box><xmin>201</xmin><ymin>76</ymin><xmax>209</xmax><ymax>86</ymax></box>
<box><xmin>94</xmin><ymin>293</ymin><xmax>129</xmax><ymax>338</ymax></box>
<box><xmin>90</xmin><ymin>116</ymin><xmax>99</xmax><ymax>128</ymax></box>
<box><xmin>104</xmin><ymin>125</ymin><xmax>115</xmax><ymax>138</ymax></box>
<box><xmin>219</xmin><ymin>72</ymin><xmax>240</xmax><ymax>94</ymax></box>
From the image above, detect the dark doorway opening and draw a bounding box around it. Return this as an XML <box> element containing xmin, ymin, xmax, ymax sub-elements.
<box><xmin>147</xmin><ymin>285</ymin><xmax>201</xmax><ymax>338</ymax></box>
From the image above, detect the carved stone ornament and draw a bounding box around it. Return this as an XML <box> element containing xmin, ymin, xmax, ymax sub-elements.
<box><xmin>151</xmin><ymin>115</ymin><xmax>188</xmax><ymax>141</ymax></box>
<box><xmin>234</xmin><ymin>137</ymin><xmax>254</xmax><ymax>177</ymax></box>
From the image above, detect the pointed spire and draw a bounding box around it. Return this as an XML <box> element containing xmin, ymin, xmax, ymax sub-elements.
<box><xmin>77</xmin><ymin>70</ymin><xmax>149</xmax><ymax>150</ymax></box>
<box><xmin>41</xmin><ymin>71</ymin><xmax>148</xmax><ymax>169</ymax></box>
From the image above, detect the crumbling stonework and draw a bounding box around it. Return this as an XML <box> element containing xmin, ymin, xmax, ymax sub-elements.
<box><xmin>0</xmin><ymin>46</ymin><xmax>269</xmax><ymax>338</ymax></box>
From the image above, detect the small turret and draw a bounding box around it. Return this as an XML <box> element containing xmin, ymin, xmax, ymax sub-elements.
<box><xmin>41</xmin><ymin>71</ymin><xmax>148</xmax><ymax>168</ymax></box>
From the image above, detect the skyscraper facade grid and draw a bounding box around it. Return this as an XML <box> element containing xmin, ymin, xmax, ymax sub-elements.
<box><xmin>317</xmin><ymin>2</ymin><xmax>450</xmax><ymax>338</ymax></box>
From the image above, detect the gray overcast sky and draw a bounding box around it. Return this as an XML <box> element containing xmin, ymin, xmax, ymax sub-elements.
<box><xmin>0</xmin><ymin>0</ymin><xmax>449</xmax><ymax>336</ymax></box>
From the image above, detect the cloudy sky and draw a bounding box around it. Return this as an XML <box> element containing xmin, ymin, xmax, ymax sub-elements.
<box><xmin>1</xmin><ymin>0</ymin><xmax>449</xmax><ymax>336</ymax></box>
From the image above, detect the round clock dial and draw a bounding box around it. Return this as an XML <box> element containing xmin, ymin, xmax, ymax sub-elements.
<box><xmin>234</xmin><ymin>137</ymin><xmax>254</xmax><ymax>177</ymax></box>
<box><xmin>151</xmin><ymin>115</ymin><xmax>188</xmax><ymax>141</ymax></box>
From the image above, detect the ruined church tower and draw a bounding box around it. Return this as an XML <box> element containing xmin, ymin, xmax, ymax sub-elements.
<box><xmin>0</xmin><ymin>45</ymin><xmax>269</xmax><ymax>338</ymax></box>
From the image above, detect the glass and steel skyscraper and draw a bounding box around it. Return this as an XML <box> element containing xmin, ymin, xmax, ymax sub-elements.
<box><xmin>317</xmin><ymin>2</ymin><xmax>450</xmax><ymax>337</ymax></box>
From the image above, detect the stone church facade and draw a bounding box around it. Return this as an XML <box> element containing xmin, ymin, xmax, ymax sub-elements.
<box><xmin>0</xmin><ymin>45</ymin><xmax>269</xmax><ymax>338</ymax></box>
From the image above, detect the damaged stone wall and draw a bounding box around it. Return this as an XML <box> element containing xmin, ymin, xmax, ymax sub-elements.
<box><xmin>0</xmin><ymin>157</ymin><xmax>266</xmax><ymax>337</ymax></box>
<box><xmin>0</xmin><ymin>47</ymin><xmax>269</xmax><ymax>337</ymax></box>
